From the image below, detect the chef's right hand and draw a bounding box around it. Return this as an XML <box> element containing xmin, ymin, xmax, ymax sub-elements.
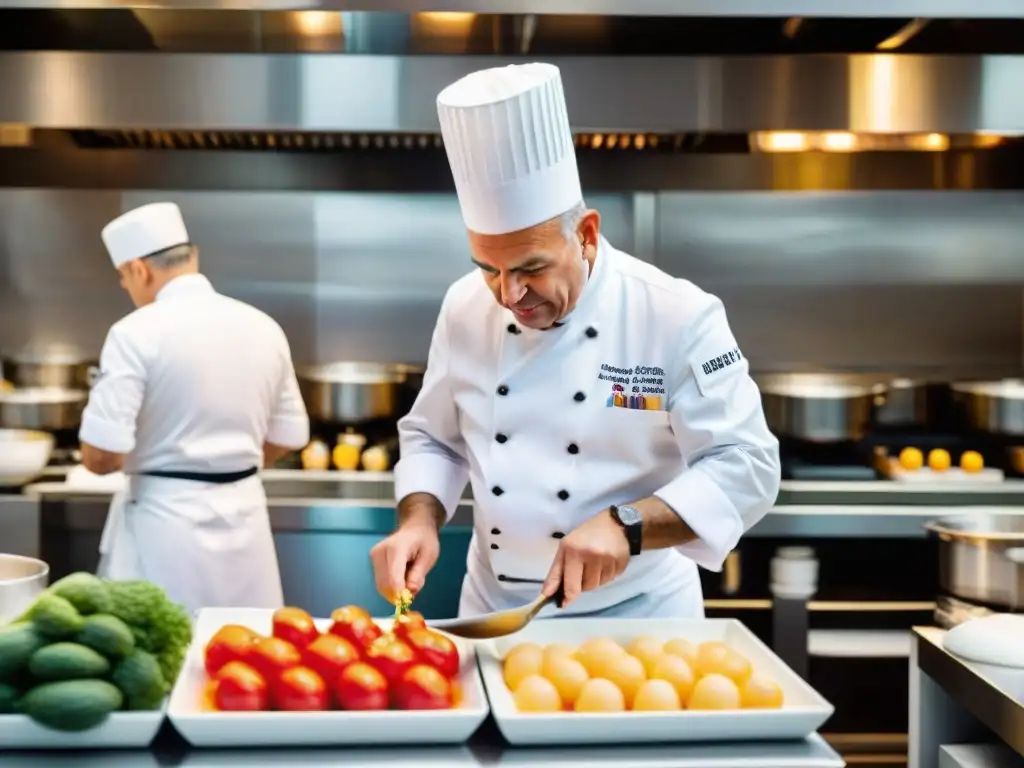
<box><xmin>370</xmin><ymin>520</ymin><xmax>441</xmax><ymax>603</ymax></box>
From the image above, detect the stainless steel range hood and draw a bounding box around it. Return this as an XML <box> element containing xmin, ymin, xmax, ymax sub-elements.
<box><xmin>3</xmin><ymin>0</ymin><xmax>1024</xmax><ymax>18</ymax></box>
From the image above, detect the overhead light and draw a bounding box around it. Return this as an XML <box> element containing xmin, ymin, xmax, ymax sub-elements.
<box><xmin>293</xmin><ymin>11</ymin><xmax>339</xmax><ymax>36</ymax></box>
<box><xmin>819</xmin><ymin>132</ymin><xmax>858</xmax><ymax>152</ymax></box>
<box><xmin>755</xmin><ymin>132</ymin><xmax>809</xmax><ymax>153</ymax></box>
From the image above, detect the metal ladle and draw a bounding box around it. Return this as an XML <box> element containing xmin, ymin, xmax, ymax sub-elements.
<box><xmin>427</xmin><ymin>578</ymin><xmax>564</xmax><ymax>640</ymax></box>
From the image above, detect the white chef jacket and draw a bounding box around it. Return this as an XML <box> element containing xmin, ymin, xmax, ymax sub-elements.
<box><xmin>79</xmin><ymin>274</ymin><xmax>310</xmax><ymax>613</ymax></box>
<box><xmin>394</xmin><ymin>237</ymin><xmax>780</xmax><ymax>618</ymax></box>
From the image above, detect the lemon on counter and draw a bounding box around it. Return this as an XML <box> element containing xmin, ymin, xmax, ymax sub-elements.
<box><xmin>960</xmin><ymin>450</ymin><xmax>984</xmax><ymax>473</ymax></box>
<box><xmin>332</xmin><ymin>429</ymin><xmax>366</xmax><ymax>471</ymax></box>
<box><xmin>300</xmin><ymin>439</ymin><xmax>331</xmax><ymax>471</ymax></box>
<box><xmin>928</xmin><ymin>448</ymin><xmax>952</xmax><ymax>472</ymax></box>
<box><xmin>898</xmin><ymin>447</ymin><xmax>924</xmax><ymax>471</ymax></box>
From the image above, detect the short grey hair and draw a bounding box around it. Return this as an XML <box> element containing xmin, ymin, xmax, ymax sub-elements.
<box><xmin>144</xmin><ymin>243</ymin><xmax>196</xmax><ymax>270</ymax></box>
<box><xmin>560</xmin><ymin>201</ymin><xmax>588</xmax><ymax>244</ymax></box>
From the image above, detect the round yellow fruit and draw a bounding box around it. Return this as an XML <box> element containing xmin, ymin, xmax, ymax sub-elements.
<box><xmin>960</xmin><ymin>450</ymin><xmax>984</xmax><ymax>473</ymax></box>
<box><xmin>541</xmin><ymin>655</ymin><xmax>589</xmax><ymax>707</ymax></box>
<box><xmin>574</xmin><ymin>678</ymin><xmax>626</xmax><ymax>713</ymax></box>
<box><xmin>688</xmin><ymin>673</ymin><xmax>741</xmax><ymax>710</ymax></box>
<box><xmin>513</xmin><ymin>674</ymin><xmax>563</xmax><ymax>713</ymax></box>
<box><xmin>574</xmin><ymin>638</ymin><xmax>624</xmax><ymax>677</ymax></box>
<box><xmin>626</xmin><ymin>636</ymin><xmax>665</xmax><ymax>675</ymax></box>
<box><xmin>662</xmin><ymin>637</ymin><xmax>697</xmax><ymax>667</ymax></box>
<box><xmin>928</xmin><ymin>448</ymin><xmax>951</xmax><ymax>472</ymax></box>
<box><xmin>503</xmin><ymin>645</ymin><xmax>544</xmax><ymax>691</ymax></box>
<box><xmin>598</xmin><ymin>652</ymin><xmax>647</xmax><ymax>708</ymax></box>
<box><xmin>740</xmin><ymin>674</ymin><xmax>785</xmax><ymax>709</ymax></box>
<box><xmin>898</xmin><ymin>447</ymin><xmax>924</xmax><ymax>471</ymax></box>
<box><xmin>649</xmin><ymin>653</ymin><xmax>695</xmax><ymax>703</ymax></box>
<box><xmin>632</xmin><ymin>679</ymin><xmax>682</xmax><ymax>711</ymax></box>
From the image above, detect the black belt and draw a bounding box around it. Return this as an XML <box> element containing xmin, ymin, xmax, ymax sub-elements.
<box><xmin>140</xmin><ymin>466</ymin><xmax>259</xmax><ymax>484</ymax></box>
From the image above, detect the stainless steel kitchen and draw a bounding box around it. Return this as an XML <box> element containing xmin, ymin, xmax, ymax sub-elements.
<box><xmin>1</xmin><ymin>2</ymin><xmax>1024</xmax><ymax>767</ymax></box>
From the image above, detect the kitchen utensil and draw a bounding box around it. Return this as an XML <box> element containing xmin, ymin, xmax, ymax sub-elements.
<box><xmin>0</xmin><ymin>553</ymin><xmax>49</xmax><ymax>624</ymax></box>
<box><xmin>1</xmin><ymin>351</ymin><xmax>98</xmax><ymax>390</ymax></box>
<box><xmin>924</xmin><ymin>513</ymin><xmax>1024</xmax><ymax>610</ymax></box>
<box><xmin>757</xmin><ymin>373</ymin><xmax>884</xmax><ymax>442</ymax></box>
<box><xmin>298</xmin><ymin>362</ymin><xmax>424</xmax><ymax>424</ymax></box>
<box><xmin>951</xmin><ymin>379</ymin><xmax>1024</xmax><ymax>436</ymax></box>
<box><xmin>0</xmin><ymin>428</ymin><xmax>54</xmax><ymax>486</ymax></box>
<box><xmin>429</xmin><ymin>577</ymin><xmax>564</xmax><ymax>640</ymax></box>
<box><xmin>0</xmin><ymin>386</ymin><xmax>88</xmax><ymax>431</ymax></box>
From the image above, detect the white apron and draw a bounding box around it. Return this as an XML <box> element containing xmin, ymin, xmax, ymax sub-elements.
<box><xmin>97</xmin><ymin>474</ymin><xmax>283</xmax><ymax>615</ymax></box>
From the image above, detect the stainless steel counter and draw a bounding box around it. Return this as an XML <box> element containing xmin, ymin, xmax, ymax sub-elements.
<box><xmin>0</xmin><ymin>720</ymin><xmax>844</xmax><ymax>767</ymax></box>
<box><xmin>909</xmin><ymin>626</ymin><xmax>1024</xmax><ymax>767</ymax></box>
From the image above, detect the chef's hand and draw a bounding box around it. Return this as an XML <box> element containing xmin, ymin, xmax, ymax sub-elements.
<box><xmin>541</xmin><ymin>509</ymin><xmax>630</xmax><ymax>608</ymax></box>
<box><xmin>370</xmin><ymin>521</ymin><xmax>440</xmax><ymax>603</ymax></box>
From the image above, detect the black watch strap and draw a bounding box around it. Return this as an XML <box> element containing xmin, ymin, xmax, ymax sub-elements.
<box><xmin>611</xmin><ymin>504</ymin><xmax>643</xmax><ymax>556</ymax></box>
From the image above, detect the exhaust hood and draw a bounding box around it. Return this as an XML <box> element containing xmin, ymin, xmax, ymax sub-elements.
<box><xmin>2</xmin><ymin>1</ymin><xmax>1024</xmax><ymax>18</ymax></box>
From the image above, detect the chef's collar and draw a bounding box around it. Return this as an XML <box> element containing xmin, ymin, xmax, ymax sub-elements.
<box><xmin>155</xmin><ymin>273</ymin><xmax>214</xmax><ymax>302</ymax></box>
<box><xmin>512</xmin><ymin>235</ymin><xmax>609</xmax><ymax>333</ymax></box>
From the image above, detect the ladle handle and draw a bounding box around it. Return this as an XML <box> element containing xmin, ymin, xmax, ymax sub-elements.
<box><xmin>500</xmin><ymin>576</ymin><xmax>565</xmax><ymax>610</ymax></box>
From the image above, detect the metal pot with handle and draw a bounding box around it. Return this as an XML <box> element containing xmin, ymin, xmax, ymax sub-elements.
<box><xmin>298</xmin><ymin>362</ymin><xmax>425</xmax><ymax>424</ymax></box>
<box><xmin>873</xmin><ymin>377</ymin><xmax>932</xmax><ymax>426</ymax></box>
<box><xmin>951</xmin><ymin>379</ymin><xmax>1024</xmax><ymax>436</ymax></box>
<box><xmin>757</xmin><ymin>373</ymin><xmax>886</xmax><ymax>443</ymax></box>
<box><xmin>924</xmin><ymin>513</ymin><xmax>1024</xmax><ymax>610</ymax></box>
<box><xmin>0</xmin><ymin>387</ymin><xmax>88</xmax><ymax>431</ymax></box>
<box><xmin>1</xmin><ymin>352</ymin><xmax>99</xmax><ymax>390</ymax></box>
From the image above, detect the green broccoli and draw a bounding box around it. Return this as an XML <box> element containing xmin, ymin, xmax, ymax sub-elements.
<box><xmin>103</xmin><ymin>580</ymin><xmax>192</xmax><ymax>685</ymax></box>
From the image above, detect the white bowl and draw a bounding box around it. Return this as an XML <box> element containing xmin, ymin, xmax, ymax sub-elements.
<box><xmin>478</xmin><ymin>617</ymin><xmax>835</xmax><ymax>746</ymax></box>
<box><xmin>0</xmin><ymin>429</ymin><xmax>53</xmax><ymax>486</ymax></box>
<box><xmin>0</xmin><ymin>708</ymin><xmax>165</xmax><ymax>750</ymax></box>
<box><xmin>168</xmin><ymin>607</ymin><xmax>489</xmax><ymax>748</ymax></box>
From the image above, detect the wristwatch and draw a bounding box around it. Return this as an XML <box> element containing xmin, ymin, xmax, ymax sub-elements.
<box><xmin>610</xmin><ymin>504</ymin><xmax>643</xmax><ymax>556</ymax></box>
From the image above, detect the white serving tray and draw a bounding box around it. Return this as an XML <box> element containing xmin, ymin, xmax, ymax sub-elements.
<box><xmin>477</xmin><ymin>618</ymin><xmax>835</xmax><ymax>746</ymax></box>
<box><xmin>0</xmin><ymin>708</ymin><xmax>164</xmax><ymax>751</ymax></box>
<box><xmin>167</xmin><ymin>607</ymin><xmax>489</xmax><ymax>748</ymax></box>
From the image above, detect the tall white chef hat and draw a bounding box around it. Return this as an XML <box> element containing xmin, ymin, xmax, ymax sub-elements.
<box><xmin>437</xmin><ymin>62</ymin><xmax>582</xmax><ymax>236</ymax></box>
<box><xmin>101</xmin><ymin>202</ymin><xmax>190</xmax><ymax>268</ymax></box>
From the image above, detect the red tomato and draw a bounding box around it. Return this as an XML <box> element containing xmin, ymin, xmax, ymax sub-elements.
<box><xmin>329</xmin><ymin>614</ymin><xmax>383</xmax><ymax>653</ymax></box>
<box><xmin>365</xmin><ymin>636</ymin><xmax>417</xmax><ymax>685</ymax></box>
<box><xmin>334</xmin><ymin>662</ymin><xmax>389</xmax><ymax>711</ymax></box>
<box><xmin>272</xmin><ymin>607</ymin><xmax>319</xmax><ymax>649</ymax></box>
<box><xmin>244</xmin><ymin>636</ymin><xmax>302</xmax><ymax>684</ymax></box>
<box><xmin>392</xmin><ymin>611</ymin><xmax>427</xmax><ymax>640</ymax></box>
<box><xmin>404</xmin><ymin>628</ymin><xmax>460</xmax><ymax>679</ymax></box>
<box><xmin>302</xmin><ymin>634</ymin><xmax>361</xmax><ymax>686</ymax></box>
<box><xmin>204</xmin><ymin>625</ymin><xmax>260</xmax><ymax>677</ymax></box>
<box><xmin>213</xmin><ymin>661</ymin><xmax>269</xmax><ymax>712</ymax></box>
<box><xmin>392</xmin><ymin>664</ymin><xmax>454</xmax><ymax>710</ymax></box>
<box><xmin>273</xmin><ymin>666</ymin><xmax>329</xmax><ymax>711</ymax></box>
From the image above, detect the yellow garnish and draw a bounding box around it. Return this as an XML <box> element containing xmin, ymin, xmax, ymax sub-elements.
<box><xmin>394</xmin><ymin>588</ymin><xmax>413</xmax><ymax>618</ymax></box>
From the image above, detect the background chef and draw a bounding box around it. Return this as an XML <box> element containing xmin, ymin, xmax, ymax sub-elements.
<box><xmin>79</xmin><ymin>201</ymin><xmax>310</xmax><ymax>615</ymax></box>
<box><xmin>371</xmin><ymin>63</ymin><xmax>781</xmax><ymax>619</ymax></box>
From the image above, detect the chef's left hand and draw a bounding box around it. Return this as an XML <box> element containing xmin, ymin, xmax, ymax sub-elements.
<box><xmin>541</xmin><ymin>509</ymin><xmax>630</xmax><ymax>608</ymax></box>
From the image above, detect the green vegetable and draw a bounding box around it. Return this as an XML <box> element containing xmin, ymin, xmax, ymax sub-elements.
<box><xmin>75</xmin><ymin>615</ymin><xmax>135</xmax><ymax>660</ymax></box>
<box><xmin>29</xmin><ymin>643</ymin><xmax>111</xmax><ymax>681</ymax></box>
<box><xmin>125</xmin><ymin>693</ymin><xmax>165</xmax><ymax>712</ymax></box>
<box><xmin>20</xmin><ymin>680</ymin><xmax>123</xmax><ymax>732</ymax></box>
<box><xmin>27</xmin><ymin>593</ymin><xmax>85</xmax><ymax>639</ymax></box>
<box><xmin>0</xmin><ymin>683</ymin><xmax>21</xmax><ymax>714</ymax></box>
<box><xmin>104</xmin><ymin>580</ymin><xmax>192</xmax><ymax>685</ymax></box>
<box><xmin>0</xmin><ymin>623</ymin><xmax>47</xmax><ymax>682</ymax></box>
<box><xmin>48</xmin><ymin>573</ymin><xmax>113</xmax><ymax>616</ymax></box>
<box><xmin>111</xmin><ymin>649</ymin><xmax>167</xmax><ymax>702</ymax></box>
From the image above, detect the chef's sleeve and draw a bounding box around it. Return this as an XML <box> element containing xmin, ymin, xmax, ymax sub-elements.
<box><xmin>266</xmin><ymin>349</ymin><xmax>310</xmax><ymax>450</ymax></box>
<box><xmin>78</xmin><ymin>324</ymin><xmax>150</xmax><ymax>454</ymax></box>
<box><xmin>653</xmin><ymin>298</ymin><xmax>781</xmax><ymax>571</ymax></box>
<box><xmin>393</xmin><ymin>295</ymin><xmax>470</xmax><ymax>523</ymax></box>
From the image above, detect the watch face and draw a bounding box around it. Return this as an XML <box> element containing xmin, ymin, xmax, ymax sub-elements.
<box><xmin>617</xmin><ymin>505</ymin><xmax>642</xmax><ymax>526</ymax></box>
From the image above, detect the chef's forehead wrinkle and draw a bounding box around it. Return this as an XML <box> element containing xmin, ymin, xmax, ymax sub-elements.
<box><xmin>471</xmin><ymin>252</ymin><xmax>553</xmax><ymax>273</ymax></box>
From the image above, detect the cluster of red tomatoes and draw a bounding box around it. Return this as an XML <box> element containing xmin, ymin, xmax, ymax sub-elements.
<box><xmin>203</xmin><ymin>605</ymin><xmax>462</xmax><ymax>712</ymax></box>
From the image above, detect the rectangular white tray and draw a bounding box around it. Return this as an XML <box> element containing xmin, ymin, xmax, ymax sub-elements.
<box><xmin>0</xmin><ymin>708</ymin><xmax>164</xmax><ymax>750</ymax></box>
<box><xmin>478</xmin><ymin>618</ymin><xmax>835</xmax><ymax>746</ymax></box>
<box><xmin>167</xmin><ymin>607</ymin><xmax>489</xmax><ymax>748</ymax></box>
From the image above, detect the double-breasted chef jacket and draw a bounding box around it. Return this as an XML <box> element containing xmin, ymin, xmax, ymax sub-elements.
<box><xmin>394</xmin><ymin>236</ymin><xmax>781</xmax><ymax>619</ymax></box>
<box><xmin>80</xmin><ymin>273</ymin><xmax>310</xmax><ymax>615</ymax></box>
